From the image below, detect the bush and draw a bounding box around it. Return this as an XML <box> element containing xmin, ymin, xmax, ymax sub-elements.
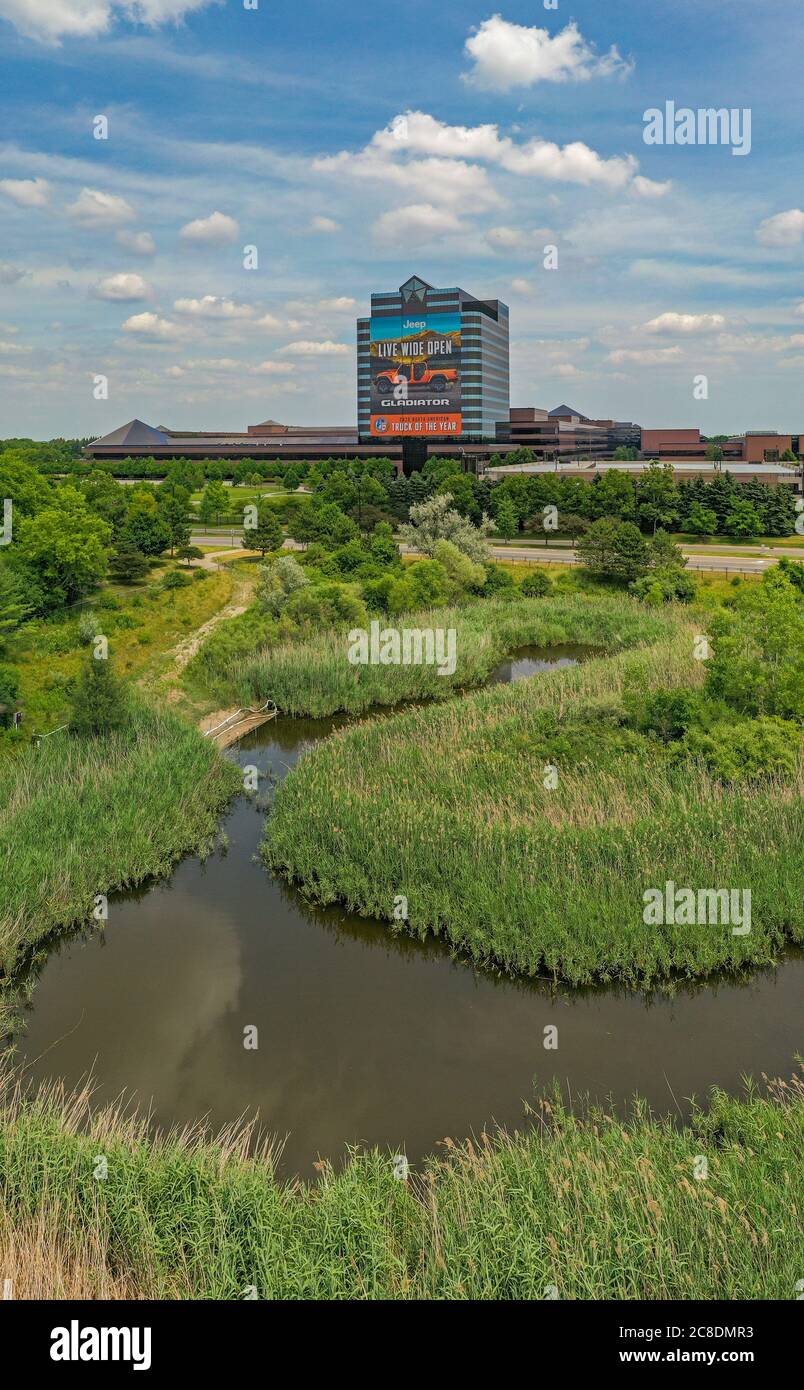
<box><xmin>482</xmin><ymin>563</ymin><xmax>516</xmax><ymax>595</ymax></box>
<box><xmin>677</xmin><ymin>716</ymin><xmax>801</xmax><ymax>783</ymax></box>
<box><xmin>162</xmin><ymin>570</ymin><xmax>191</xmax><ymax>591</ymax></box>
<box><xmin>631</xmin><ymin>566</ymin><xmax>695</xmax><ymax>604</ymax></box>
<box><xmin>77</xmin><ymin>610</ymin><xmax>99</xmax><ymax>644</ymax></box>
<box><xmin>520</xmin><ymin>569</ymin><xmax>551</xmax><ymax>598</ymax></box>
<box><xmin>257</xmin><ymin>555</ymin><xmax>309</xmax><ymax>615</ymax></box>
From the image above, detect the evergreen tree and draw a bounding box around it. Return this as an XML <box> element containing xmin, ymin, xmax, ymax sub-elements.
<box><xmin>244</xmin><ymin>503</ymin><xmax>283</xmax><ymax>556</ymax></box>
<box><xmin>108</xmin><ymin>544</ymin><xmax>148</xmax><ymax>584</ymax></box>
<box><xmin>69</xmin><ymin>653</ymin><xmax>128</xmax><ymax>736</ymax></box>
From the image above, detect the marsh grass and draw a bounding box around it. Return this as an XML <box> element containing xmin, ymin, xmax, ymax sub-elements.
<box><xmin>229</xmin><ymin>593</ymin><xmax>680</xmax><ymax>717</ymax></box>
<box><xmin>0</xmin><ymin>1064</ymin><xmax>800</xmax><ymax>1300</ymax></box>
<box><xmin>263</xmin><ymin>628</ymin><xmax>803</xmax><ymax>985</ymax></box>
<box><xmin>0</xmin><ymin>703</ymin><xmax>240</xmax><ymax>985</ymax></box>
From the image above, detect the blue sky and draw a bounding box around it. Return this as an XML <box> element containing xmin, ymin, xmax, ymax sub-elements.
<box><xmin>1</xmin><ymin>0</ymin><xmax>803</xmax><ymax>438</ymax></box>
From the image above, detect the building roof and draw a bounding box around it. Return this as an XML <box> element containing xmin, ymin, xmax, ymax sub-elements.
<box><xmin>549</xmin><ymin>404</ymin><xmax>588</xmax><ymax>420</ymax></box>
<box><xmin>486</xmin><ymin>460</ymin><xmax>800</xmax><ymax>479</ymax></box>
<box><xmin>90</xmin><ymin>419</ymin><xmax>169</xmax><ymax>448</ymax></box>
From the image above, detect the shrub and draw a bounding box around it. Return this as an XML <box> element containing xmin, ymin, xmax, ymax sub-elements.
<box><xmin>162</xmin><ymin>570</ymin><xmax>190</xmax><ymax>591</ymax></box>
<box><xmin>677</xmin><ymin>716</ymin><xmax>801</xmax><ymax>783</ymax></box>
<box><xmin>520</xmin><ymin>569</ymin><xmax>551</xmax><ymax>598</ymax></box>
<box><xmin>257</xmin><ymin>555</ymin><xmax>309</xmax><ymax>615</ymax></box>
<box><xmin>77</xmin><ymin>610</ymin><xmax>98</xmax><ymax>645</ymax></box>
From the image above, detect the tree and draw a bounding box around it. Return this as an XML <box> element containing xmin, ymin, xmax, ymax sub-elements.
<box><xmin>369</xmin><ymin>522</ymin><xmax>399</xmax><ymax>568</ymax></box>
<box><xmin>610</xmin><ymin>522</ymin><xmax>652</xmax><ymax>581</ymax></box>
<box><xmin>257</xmin><ymin>555</ymin><xmax>309</xmax><ymax>614</ymax></box>
<box><xmin>159</xmin><ymin>496</ymin><xmax>191</xmax><ymax>556</ymax></box>
<box><xmin>177</xmin><ymin>545</ymin><xmax>204</xmax><ymax>567</ymax></box>
<box><xmin>432</xmin><ymin>539</ymin><xmax>486</xmax><ymax>598</ymax></box>
<box><xmin>636</xmin><ymin>461</ymin><xmax>679</xmax><ymax>534</ymax></box>
<box><xmin>199</xmin><ymin>481</ymin><xmax>229</xmax><ymax>526</ymax></box>
<box><xmin>705</xmin><ymin>444</ymin><xmax>724</xmax><ymax>462</ymax></box>
<box><xmin>0</xmin><ymin>560</ymin><xmax>33</xmax><ymax>642</ymax></box>
<box><xmin>108</xmin><ymin>544</ymin><xmax>148</xmax><ymax>585</ymax></box>
<box><xmin>244</xmin><ymin>503</ymin><xmax>283</xmax><ymax>557</ymax></box>
<box><xmin>16</xmin><ymin>487</ymin><xmax>111</xmax><ymax>606</ymax></box>
<box><xmin>560</xmin><ymin>513</ymin><xmax>589</xmax><ymax>548</ymax></box>
<box><xmin>587</xmin><ymin>470</ymin><xmax>636</xmax><ymax>520</ymax></box>
<box><xmin>577</xmin><ymin>519</ymin><xmax>651</xmax><ymax>582</ymax></box>
<box><xmin>399</xmin><ymin>492</ymin><xmax>494</xmax><ymax>563</ymax></box>
<box><xmin>122</xmin><ymin>493</ymin><xmax>170</xmax><ymax>557</ymax></box>
<box><xmin>69</xmin><ymin>652</ymin><xmax>128</xmax><ymax>736</ymax></box>
<box><xmin>705</xmin><ymin>569</ymin><xmax>803</xmax><ymax>720</ymax></box>
<box><xmin>0</xmin><ymin>453</ymin><xmax>52</xmax><ymax>520</ymax></box>
<box><xmin>686</xmin><ymin>501</ymin><xmax>719</xmax><ymax>537</ymax></box>
<box><xmin>724</xmin><ymin>498</ymin><xmax>764</xmax><ymax>538</ymax></box>
<box><xmin>576</xmin><ymin>518</ymin><xmax>619</xmax><ymax>574</ymax></box>
<box><xmin>494</xmin><ymin>497</ymin><xmax>518</xmax><ymax>540</ymax></box>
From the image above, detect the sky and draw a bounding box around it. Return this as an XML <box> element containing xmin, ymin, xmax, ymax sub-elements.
<box><xmin>0</xmin><ymin>0</ymin><xmax>803</xmax><ymax>439</ymax></box>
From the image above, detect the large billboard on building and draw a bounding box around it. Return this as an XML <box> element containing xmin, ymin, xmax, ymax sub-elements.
<box><xmin>369</xmin><ymin>310</ymin><xmax>461</xmax><ymax>438</ymax></box>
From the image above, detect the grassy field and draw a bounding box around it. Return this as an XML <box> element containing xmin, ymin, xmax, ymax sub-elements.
<box><xmin>0</xmin><ymin>703</ymin><xmax>240</xmax><ymax>989</ymax></box>
<box><xmin>228</xmin><ymin>592</ymin><xmax>679</xmax><ymax>717</ymax></box>
<box><xmin>5</xmin><ymin>565</ymin><xmax>237</xmax><ymax>731</ymax></box>
<box><xmin>0</xmin><ymin>1065</ymin><xmax>800</xmax><ymax>1299</ymax></box>
<box><xmin>262</xmin><ymin>621</ymin><xmax>803</xmax><ymax>985</ymax></box>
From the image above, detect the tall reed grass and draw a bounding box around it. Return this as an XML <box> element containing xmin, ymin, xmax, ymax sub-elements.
<box><xmin>263</xmin><ymin>631</ymin><xmax>803</xmax><ymax>984</ymax></box>
<box><xmin>228</xmin><ymin>593</ymin><xmax>680</xmax><ymax>717</ymax></box>
<box><xmin>0</xmin><ymin>704</ymin><xmax>240</xmax><ymax>987</ymax></box>
<box><xmin>0</xmin><ymin>1064</ymin><xmax>800</xmax><ymax>1299</ymax></box>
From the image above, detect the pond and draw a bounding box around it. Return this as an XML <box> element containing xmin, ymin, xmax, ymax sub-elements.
<box><xmin>11</xmin><ymin>648</ymin><xmax>802</xmax><ymax>1176</ymax></box>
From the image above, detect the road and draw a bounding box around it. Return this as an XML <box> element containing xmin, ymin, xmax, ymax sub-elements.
<box><xmin>191</xmin><ymin>529</ymin><xmax>796</xmax><ymax>576</ymax></box>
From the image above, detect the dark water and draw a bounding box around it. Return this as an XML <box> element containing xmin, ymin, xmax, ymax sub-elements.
<box><xmin>11</xmin><ymin>649</ymin><xmax>802</xmax><ymax>1176</ymax></box>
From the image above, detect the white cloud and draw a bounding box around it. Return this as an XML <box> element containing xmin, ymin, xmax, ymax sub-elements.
<box><xmin>179</xmin><ymin>211</ymin><xmax>239</xmax><ymax>246</ymax></box>
<box><xmin>0</xmin><ymin>339</ymin><xmax>32</xmax><ymax>354</ymax></box>
<box><xmin>370</xmin><ymin>111</ymin><xmax>655</xmax><ymax>193</ymax></box>
<box><xmin>553</xmin><ymin>363</ymin><xmax>582</xmax><ymax>378</ymax></box>
<box><xmin>253</xmin><ymin>312</ymin><xmax>283</xmax><ymax>330</ymax></box>
<box><xmin>510</xmin><ymin>277</ymin><xmax>533</xmax><ymax>296</ymax></box>
<box><xmin>309</xmin><ymin>215</ymin><xmax>339</xmax><ymax>232</ymax></box>
<box><xmin>279</xmin><ymin>340</ymin><xmax>349</xmax><ymax>356</ymax></box>
<box><xmin>66</xmin><ymin>187</ymin><xmax>135</xmax><ymax>226</ymax></box>
<box><xmin>607</xmin><ymin>346</ymin><xmax>683</xmax><ymax>365</ymax></box>
<box><xmin>93</xmin><ymin>272</ymin><xmax>150</xmax><ymax>301</ymax></box>
<box><xmin>463</xmin><ymin>17</ymin><xmax>633</xmax><ymax>91</ymax></box>
<box><xmin>0</xmin><ymin>0</ymin><xmax>217</xmax><ymax>45</ymax></box>
<box><xmin>116</xmin><ymin>229</ymin><xmax>156</xmax><ymax>256</ymax></box>
<box><xmin>122</xmin><ymin>311</ymin><xmax>186</xmax><ymax>340</ymax></box>
<box><xmin>173</xmin><ymin>295</ymin><xmax>255</xmax><ymax>319</ymax></box>
<box><xmin>0</xmin><ymin>176</ymin><xmax>50</xmax><ymax>207</ymax></box>
<box><xmin>630</xmin><ymin>175</ymin><xmax>672</xmax><ymax>199</ymax></box>
<box><xmin>644</xmin><ymin>312</ymin><xmax>725</xmax><ymax>335</ymax></box>
<box><xmin>372</xmin><ymin>203</ymin><xmax>463</xmax><ymax>243</ymax></box>
<box><xmin>251</xmin><ymin>360</ymin><xmax>296</xmax><ymax>374</ymax></box>
<box><xmin>756</xmin><ymin>209</ymin><xmax>804</xmax><ymax>247</ymax></box>
<box><xmin>485</xmin><ymin>225</ymin><xmax>550</xmax><ymax>251</ymax></box>
<box><xmin>0</xmin><ymin>263</ymin><xmax>26</xmax><ymax>284</ymax></box>
<box><xmin>317</xmin><ymin>147</ymin><xmax>501</xmax><ymax>211</ymax></box>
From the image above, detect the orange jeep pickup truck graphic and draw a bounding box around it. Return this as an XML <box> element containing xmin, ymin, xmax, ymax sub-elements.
<box><xmin>375</xmin><ymin>361</ymin><xmax>459</xmax><ymax>394</ymax></box>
